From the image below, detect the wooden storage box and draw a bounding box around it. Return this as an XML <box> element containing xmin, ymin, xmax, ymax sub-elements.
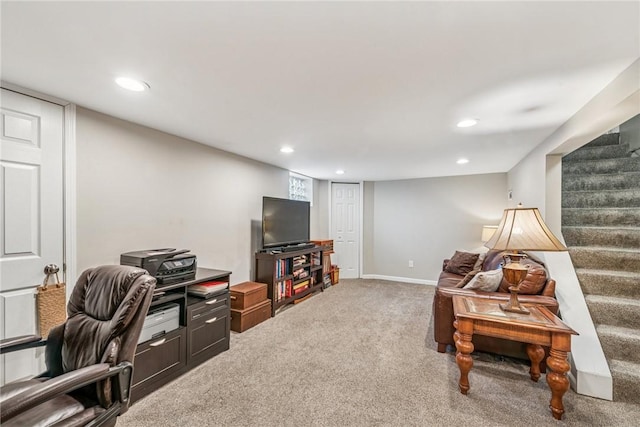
<box><xmin>230</xmin><ymin>281</ymin><xmax>268</xmax><ymax>310</ymax></box>
<box><xmin>311</xmin><ymin>239</ymin><xmax>334</xmax><ymax>253</ymax></box>
<box><xmin>230</xmin><ymin>299</ymin><xmax>271</xmax><ymax>333</ymax></box>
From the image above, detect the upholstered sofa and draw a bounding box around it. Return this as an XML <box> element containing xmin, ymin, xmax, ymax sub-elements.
<box><xmin>433</xmin><ymin>250</ymin><xmax>559</xmax><ymax>361</ymax></box>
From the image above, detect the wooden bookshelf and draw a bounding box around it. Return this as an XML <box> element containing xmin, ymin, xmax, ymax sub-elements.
<box><xmin>255</xmin><ymin>245</ymin><xmax>327</xmax><ymax>316</ymax></box>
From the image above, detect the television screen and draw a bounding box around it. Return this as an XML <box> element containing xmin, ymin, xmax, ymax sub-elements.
<box><xmin>262</xmin><ymin>197</ymin><xmax>310</xmax><ymax>248</ymax></box>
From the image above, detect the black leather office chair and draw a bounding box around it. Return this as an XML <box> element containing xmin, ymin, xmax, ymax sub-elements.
<box><xmin>0</xmin><ymin>265</ymin><xmax>156</xmax><ymax>426</ymax></box>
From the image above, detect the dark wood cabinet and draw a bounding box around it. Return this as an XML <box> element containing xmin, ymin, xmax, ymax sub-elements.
<box><xmin>131</xmin><ymin>268</ymin><xmax>231</xmax><ymax>403</ymax></box>
<box><xmin>186</xmin><ymin>295</ymin><xmax>230</xmax><ymax>366</ymax></box>
<box><xmin>255</xmin><ymin>246</ymin><xmax>327</xmax><ymax>316</ymax></box>
<box><xmin>132</xmin><ymin>327</ymin><xmax>186</xmax><ymax>400</ymax></box>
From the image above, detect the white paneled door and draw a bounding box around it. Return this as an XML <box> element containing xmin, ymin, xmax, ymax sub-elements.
<box><xmin>331</xmin><ymin>183</ymin><xmax>360</xmax><ymax>279</ymax></box>
<box><xmin>0</xmin><ymin>89</ymin><xmax>65</xmax><ymax>383</ymax></box>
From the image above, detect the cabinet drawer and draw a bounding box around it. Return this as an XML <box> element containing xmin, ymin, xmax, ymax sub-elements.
<box><xmin>188</xmin><ymin>294</ymin><xmax>228</xmax><ymax>323</ymax></box>
<box><xmin>188</xmin><ymin>308</ymin><xmax>229</xmax><ymax>362</ymax></box>
<box><xmin>132</xmin><ymin>327</ymin><xmax>186</xmax><ymax>390</ymax></box>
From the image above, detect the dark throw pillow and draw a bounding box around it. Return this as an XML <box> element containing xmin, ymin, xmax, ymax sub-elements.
<box><xmin>444</xmin><ymin>251</ymin><xmax>480</xmax><ymax>276</ymax></box>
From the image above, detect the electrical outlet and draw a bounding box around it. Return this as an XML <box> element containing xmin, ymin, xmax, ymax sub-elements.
<box><xmin>408</xmin><ymin>260</ymin><xmax>414</xmax><ymax>268</ymax></box>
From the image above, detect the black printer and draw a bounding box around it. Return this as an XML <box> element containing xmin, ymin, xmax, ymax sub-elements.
<box><xmin>120</xmin><ymin>248</ymin><xmax>197</xmax><ymax>285</ymax></box>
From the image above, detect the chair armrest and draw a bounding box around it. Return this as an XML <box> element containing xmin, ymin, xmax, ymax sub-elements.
<box><xmin>0</xmin><ymin>335</ymin><xmax>45</xmax><ymax>355</ymax></box>
<box><xmin>1</xmin><ymin>363</ymin><xmax>113</xmax><ymax>423</ymax></box>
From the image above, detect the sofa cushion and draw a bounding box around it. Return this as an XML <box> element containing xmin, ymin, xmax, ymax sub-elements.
<box><xmin>498</xmin><ymin>259</ymin><xmax>548</xmax><ymax>295</ymax></box>
<box><xmin>437</xmin><ymin>271</ymin><xmax>465</xmax><ymax>288</ymax></box>
<box><xmin>444</xmin><ymin>251</ymin><xmax>479</xmax><ymax>276</ymax></box>
<box><xmin>464</xmin><ymin>269</ymin><xmax>503</xmax><ymax>292</ymax></box>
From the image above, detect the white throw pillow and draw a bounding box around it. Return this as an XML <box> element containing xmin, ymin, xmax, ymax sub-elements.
<box><xmin>463</xmin><ymin>269</ymin><xmax>503</xmax><ymax>292</ymax></box>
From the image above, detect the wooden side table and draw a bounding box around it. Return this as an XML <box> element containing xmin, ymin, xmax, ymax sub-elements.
<box><xmin>452</xmin><ymin>295</ymin><xmax>578</xmax><ymax>420</ymax></box>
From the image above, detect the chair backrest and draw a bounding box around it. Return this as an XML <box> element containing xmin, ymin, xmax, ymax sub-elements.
<box><xmin>62</xmin><ymin>265</ymin><xmax>156</xmax><ymax>373</ymax></box>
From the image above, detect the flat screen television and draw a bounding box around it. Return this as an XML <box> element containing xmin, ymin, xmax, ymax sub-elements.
<box><xmin>262</xmin><ymin>196</ymin><xmax>310</xmax><ymax>249</ymax></box>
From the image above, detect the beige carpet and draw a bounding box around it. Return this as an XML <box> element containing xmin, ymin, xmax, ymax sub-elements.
<box><xmin>119</xmin><ymin>279</ymin><xmax>639</xmax><ymax>426</ymax></box>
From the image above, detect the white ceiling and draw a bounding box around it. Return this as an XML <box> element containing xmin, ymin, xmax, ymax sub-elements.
<box><xmin>2</xmin><ymin>1</ymin><xmax>638</xmax><ymax>181</ymax></box>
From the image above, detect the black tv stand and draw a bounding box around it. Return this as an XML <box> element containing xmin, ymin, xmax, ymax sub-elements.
<box><xmin>255</xmin><ymin>245</ymin><xmax>327</xmax><ymax>316</ymax></box>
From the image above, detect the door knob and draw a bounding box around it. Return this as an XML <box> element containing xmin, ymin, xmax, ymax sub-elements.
<box><xmin>44</xmin><ymin>264</ymin><xmax>60</xmax><ymax>274</ymax></box>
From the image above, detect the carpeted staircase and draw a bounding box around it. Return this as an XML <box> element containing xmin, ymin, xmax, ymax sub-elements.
<box><xmin>562</xmin><ymin>132</ymin><xmax>640</xmax><ymax>403</ymax></box>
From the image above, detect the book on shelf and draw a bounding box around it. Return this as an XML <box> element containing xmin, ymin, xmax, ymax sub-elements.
<box><xmin>293</xmin><ymin>280</ymin><xmax>309</xmax><ymax>290</ymax></box>
<box><xmin>286</xmin><ymin>279</ymin><xmax>293</xmax><ymax>298</ymax></box>
<box><xmin>293</xmin><ymin>285</ymin><xmax>309</xmax><ymax>295</ymax></box>
<box><xmin>311</xmin><ymin>252</ymin><xmax>321</xmax><ymax>266</ymax></box>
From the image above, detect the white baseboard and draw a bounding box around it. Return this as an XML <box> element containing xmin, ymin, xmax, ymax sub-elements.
<box><xmin>361</xmin><ymin>274</ymin><xmax>437</xmax><ymax>286</ymax></box>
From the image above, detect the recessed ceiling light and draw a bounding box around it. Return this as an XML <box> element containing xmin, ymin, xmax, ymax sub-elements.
<box><xmin>336</xmin><ymin>170</ymin><xmax>345</xmax><ymax>175</ymax></box>
<box><xmin>457</xmin><ymin>119</ymin><xmax>478</xmax><ymax>128</ymax></box>
<box><xmin>115</xmin><ymin>77</ymin><xmax>149</xmax><ymax>92</ymax></box>
<box><xmin>280</xmin><ymin>146</ymin><xmax>294</xmax><ymax>153</ymax></box>
<box><xmin>457</xmin><ymin>158</ymin><xmax>469</xmax><ymax>165</ymax></box>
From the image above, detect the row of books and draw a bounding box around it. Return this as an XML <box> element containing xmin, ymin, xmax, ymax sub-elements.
<box><xmin>274</xmin><ymin>279</ymin><xmax>293</xmax><ymax>302</ymax></box>
<box><xmin>275</xmin><ymin>259</ymin><xmax>291</xmax><ymax>278</ymax></box>
<box><xmin>273</xmin><ymin>279</ymin><xmax>313</xmax><ymax>302</ymax></box>
<box><xmin>292</xmin><ymin>267</ymin><xmax>309</xmax><ymax>280</ymax></box>
<box><xmin>274</xmin><ymin>252</ymin><xmax>322</xmax><ymax>279</ymax></box>
<box><xmin>293</xmin><ymin>280</ymin><xmax>310</xmax><ymax>295</ymax></box>
<box><xmin>292</xmin><ymin>254</ymin><xmax>308</xmax><ymax>268</ymax></box>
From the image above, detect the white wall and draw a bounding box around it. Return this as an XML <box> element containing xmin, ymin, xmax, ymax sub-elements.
<box><xmin>363</xmin><ymin>173</ymin><xmax>508</xmax><ymax>283</ymax></box>
<box><xmin>76</xmin><ymin>107</ymin><xmax>325</xmax><ymax>284</ymax></box>
<box><xmin>507</xmin><ymin>60</ymin><xmax>640</xmax><ymax>400</ymax></box>
<box><xmin>509</xmin><ymin>60</ymin><xmax>640</xmax><ymax>219</ymax></box>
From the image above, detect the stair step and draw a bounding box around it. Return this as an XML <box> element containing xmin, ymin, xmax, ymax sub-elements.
<box><xmin>569</xmin><ymin>247</ymin><xmax>640</xmax><ymax>273</ymax></box>
<box><xmin>562</xmin><ymin>172</ymin><xmax>640</xmax><ymax>191</ymax></box>
<box><xmin>562</xmin><ymin>189</ymin><xmax>640</xmax><ymax>208</ymax></box>
<box><xmin>563</xmin><ymin>226</ymin><xmax>640</xmax><ymax>248</ymax></box>
<box><xmin>585</xmin><ymin>133</ymin><xmax>620</xmax><ymax>148</ymax></box>
<box><xmin>562</xmin><ymin>207</ymin><xmax>640</xmax><ymax>227</ymax></box>
<box><xmin>596</xmin><ymin>325</ymin><xmax>640</xmax><ymax>365</ymax></box>
<box><xmin>585</xmin><ymin>294</ymin><xmax>640</xmax><ymax>329</ymax></box>
<box><xmin>562</xmin><ymin>157</ymin><xmax>639</xmax><ymax>175</ymax></box>
<box><xmin>609</xmin><ymin>359</ymin><xmax>640</xmax><ymax>403</ymax></box>
<box><xmin>563</xmin><ymin>143</ymin><xmax>629</xmax><ymax>162</ymax></box>
<box><xmin>576</xmin><ymin>269</ymin><xmax>640</xmax><ymax>299</ymax></box>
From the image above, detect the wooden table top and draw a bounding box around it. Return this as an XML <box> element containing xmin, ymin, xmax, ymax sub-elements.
<box><xmin>453</xmin><ymin>295</ymin><xmax>577</xmax><ymax>335</ymax></box>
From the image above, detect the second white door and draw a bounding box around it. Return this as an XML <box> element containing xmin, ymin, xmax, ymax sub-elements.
<box><xmin>331</xmin><ymin>183</ymin><xmax>360</xmax><ymax>279</ymax></box>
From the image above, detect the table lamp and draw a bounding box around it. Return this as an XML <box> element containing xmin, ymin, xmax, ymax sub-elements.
<box><xmin>481</xmin><ymin>225</ymin><xmax>498</xmax><ymax>243</ymax></box>
<box><xmin>484</xmin><ymin>204</ymin><xmax>567</xmax><ymax>314</ymax></box>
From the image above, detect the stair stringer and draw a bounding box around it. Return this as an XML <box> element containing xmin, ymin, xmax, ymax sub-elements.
<box><xmin>542</xmin><ymin>251</ymin><xmax>612</xmax><ymax>400</ymax></box>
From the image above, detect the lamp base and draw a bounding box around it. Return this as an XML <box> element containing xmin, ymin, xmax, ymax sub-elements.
<box><xmin>500</xmin><ymin>286</ymin><xmax>530</xmax><ymax>315</ymax></box>
<box><xmin>500</xmin><ymin>254</ymin><xmax>531</xmax><ymax>315</ymax></box>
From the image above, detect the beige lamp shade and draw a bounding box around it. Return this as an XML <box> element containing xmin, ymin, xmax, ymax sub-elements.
<box><xmin>484</xmin><ymin>206</ymin><xmax>567</xmax><ymax>251</ymax></box>
<box><xmin>481</xmin><ymin>225</ymin><xmax>498</xmax><ymax>243</ymax></box>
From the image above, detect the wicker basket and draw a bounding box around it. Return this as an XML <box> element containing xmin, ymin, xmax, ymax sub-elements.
<box><xmin>330</xmin><ymin>266</ymin><xmax>340</xmax><ymax>285</ymax></box>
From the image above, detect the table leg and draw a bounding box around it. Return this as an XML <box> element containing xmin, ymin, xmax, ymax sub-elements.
<box><xmin>526</xmin><ymin>344</ymin><xmax>545</xmax><ymax>382</ymax></box>
<box><xmin>546</xmin><ymin>348</ymin><xmax>570</xmax><ymax>420</ymax></box>
<box><xmin>454</xmin><ymin>319</ymin><xmax>474</xmax><ymax>395</ymax></box>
